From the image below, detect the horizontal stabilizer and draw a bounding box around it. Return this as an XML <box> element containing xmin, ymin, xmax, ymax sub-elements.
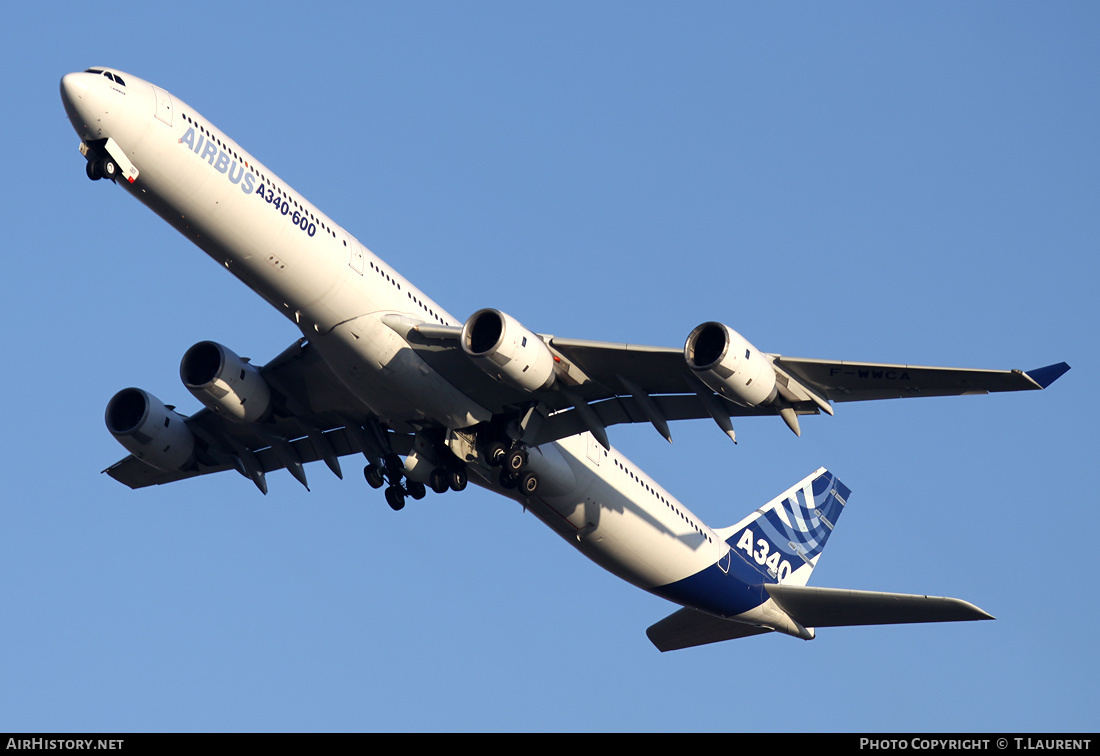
<box><xmin>646</xmin><ymin>607</ymin><xmax>772</xmax><ymax>652</ymax></box>
<box><xmin>765</xmin><ymin>584</ymin><xmax>994</xmax><ymax>627</ymax></box>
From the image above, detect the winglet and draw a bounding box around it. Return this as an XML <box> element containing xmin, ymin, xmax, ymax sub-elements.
<box><xmin>1025</xmin><ymin>362</ymin><xmax>1070</xmax><ymax>389</ymax></box>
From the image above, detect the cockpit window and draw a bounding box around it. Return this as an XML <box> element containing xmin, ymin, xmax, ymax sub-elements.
<box><xmin>83</xmin><ymin>69</ymin><xmax>125</xmax><ymax>86</ymax></box>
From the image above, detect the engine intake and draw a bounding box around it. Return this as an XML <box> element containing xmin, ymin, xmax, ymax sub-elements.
<box><xmin>180</xmin><ymin>341</ymin><xmax>271</xmax><ymax>423</ymax></box>
<box><xmin>105</xmin><ymin>387</ymin><xmax>195</xmax><ymax>471</ymax></box>
<box><xmin>461</xmin><ymin>309</ymin><xmax>556</xmax><ymax>393</ymax></box>
<box><xmin>684</xmin><ymin>322</ymin><xmax>777</xmax><ymax>407</ymax></box>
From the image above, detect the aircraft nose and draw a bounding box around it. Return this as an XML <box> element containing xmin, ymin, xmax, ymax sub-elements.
<box><xmin>61</xmin><ymin>72</ymin><xmax>92</xmax><ymax>135</ymax></box>
<box><xmin>60</xmin><ymin>71</ymin><xmax>106</xmax><ymax>140</ymax></box>
<box><xmin>60</xmin><ymin>72</ymin><xmax>87</xmax><ymax>110</ymax></box>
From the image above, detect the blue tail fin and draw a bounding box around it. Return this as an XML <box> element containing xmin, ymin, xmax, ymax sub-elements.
<box><xmin>715</xmin><ymin>467</ymin><xmax>850</xmax><ymax>586</ymax></box>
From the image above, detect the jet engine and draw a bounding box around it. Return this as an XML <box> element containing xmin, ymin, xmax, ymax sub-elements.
<box><xmin>461</xmin><ymin>309</ymin><xmax>556</xmax><ymax>393</ymax></box>
<box><xmin>105</xmin><ymin>387</ymin><xmax>195</xmax><ymax>471</ymax></box>
<box><xmin>684</xmin><ymin>322</ymin><xmax>777</xmax><ymax>407</ymax></box>
<box><xmin>180</xmin><ymin>341</ymin><xmax>272</xmax><ymax>423</ymax></box>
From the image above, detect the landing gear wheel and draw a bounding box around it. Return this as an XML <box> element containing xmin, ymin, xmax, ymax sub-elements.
<box><xmin>448</xmin><ymin>468</ymin><xmax>468</xmax><ymax>492</ymax></box>
<box><xmin>86</xmin><ymin>161</ymin><xmax>102</xmax><ymax>181</ymax></box>
<box><xmin>429</xmin><ymin>469</ymin><xmax>449</xmax><ymax>494</ymax></box>
<box><xmin>519</xmin><ymin>471</ymin><xmax>539</xmax><ymax>495</ymax></box>
<box><xmin>406</xmin><ymin>481</ymin><xmax>426</xmax><ymax>500</ymax></box>
<box><xmin>505</xmin><ymin>447</ymin><xmax>528</xmax><ymax>473</ymax></box>
<box><xmin>385</xmin><ymin>485</ymin><xmax>406</xmax><ymax>511</ymax></box>
<box><xmin>98</xmin><ymin>157</ymin><xmax>118</xmax><ymax>182</ymax></box>
<box><xmin>363</xmin><ymin>464</ymin><xmax>385</xmax><ymax>489</ymax></box>
<box><xmin>499</xmin><ymin>469</ymin><xmax>517</xmax><ymax>490</ymax></box>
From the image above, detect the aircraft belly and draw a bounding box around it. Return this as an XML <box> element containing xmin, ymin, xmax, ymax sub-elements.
<box><xmin>573</xmin><ymin>509</ymin><xmax>725</xmax><ymax>591</ymax></box>
<box><xmin>534</xmin><ymin>435</ymin><xmax>724</xmax><ymax>591</ymax></box>
<box><xmin>647</xmin><ymin>555</ymin><xmax>771</xmax><ymax>619</ymax></box>
<box><xmin>309</xmin><ymin>313</ymin><xmax>491</xmax><ymax>430</ymax></box>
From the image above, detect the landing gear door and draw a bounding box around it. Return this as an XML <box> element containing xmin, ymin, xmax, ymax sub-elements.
<box><xmin>151</xmin><ymin>85</ymin><xmax>173</xmax><ymax>126</ymax></box>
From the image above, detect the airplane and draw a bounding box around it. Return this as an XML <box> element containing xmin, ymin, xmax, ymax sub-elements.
<box><xmin>59</xmin><ymin>67</ymin><xmax>1069</xmax><ymax>651</ymax></box>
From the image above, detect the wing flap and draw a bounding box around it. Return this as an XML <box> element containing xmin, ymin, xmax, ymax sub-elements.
<box><xmin>103</xmin><ymin>455</ymin><xmax>225</xmax><ymax>489</ymax></box>
<box><xmin>528</xmin><ymin>394</ymin><xmax>816</xmax><ymax>446</ymax></box>
<box><xmin>765</xmin><ymin>584</ymin><xmax>994</xmax><ymax>627</ymax></box>
<box><xmin>103</xmin><ymin>425</ymin><xmax>389</xmax><ymax>490</ymax></box>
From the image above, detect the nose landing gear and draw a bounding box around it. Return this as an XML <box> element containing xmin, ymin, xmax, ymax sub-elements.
<box><xmin>78</xmin><ymin>137</ymin><xmax>138</xmax><ymax>184</ymax></box>
<box><xmin>85</xmin><ymin>155</ymin><xmax>118</xmax><ymax>182</ymax></box>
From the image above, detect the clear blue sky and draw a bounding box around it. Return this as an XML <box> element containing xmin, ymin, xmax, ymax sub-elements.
<box><xmin>2</xmin><ymin>1</ymin><xmax>1096</xmax><ymax>733</ymax></box>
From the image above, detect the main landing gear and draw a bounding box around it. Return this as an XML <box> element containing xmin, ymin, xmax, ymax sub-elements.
<box><xmin>363</xmin><ymin>453</ymin><xmax>468</xmax><ymax>511</ymax></box>
<box><xmin>488</xmin><ymin>441</ymin><xmax>539</xmax><ymax>496</ymax></box>
<box><xmin>428</xmin><ymin>467</ymin><xmax>467</xmax><ymax>495</ymax></box>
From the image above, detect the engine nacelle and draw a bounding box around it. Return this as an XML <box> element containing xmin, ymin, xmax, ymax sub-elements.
<box><xmin>461</xmin><ymin>309</ymin><xmax>556</xmax><ymax>392</ymax></box>
<box><xmin>180</xmin><ymin>341</ymin><xmax>271</xmax><ymax>423</ymax></box>
<box><xmin>105</xmin><ymin>387</ymin><xmax>196</xmax><ymax>471</ymax></box>
<box><xmin>684</xmin><ymin>322</ymin><xmax>777</xmax><ymax>407</ymax></box>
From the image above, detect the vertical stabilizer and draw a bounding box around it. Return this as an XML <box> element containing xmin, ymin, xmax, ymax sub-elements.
<box><xmin>714</xmin><ymin>467</ymin><xmax>850</xmax><ymax>586</ymax></box>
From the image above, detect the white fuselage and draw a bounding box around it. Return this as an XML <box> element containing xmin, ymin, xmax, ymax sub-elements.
<box><xmin>61</xmin><ymin>69</ymin><xmax>743</xmax><ymax>610</ymax></box>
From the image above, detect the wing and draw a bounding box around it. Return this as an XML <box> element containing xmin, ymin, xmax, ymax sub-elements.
<box><xmin>545</xmin><ymin>338</ymin><xmax>1069</xmax><ymax>414</ymax></box>
<box><xmin>104</xmin><ymin>338</ymin><xmax>413</xmax><ymax>493</ymax></box>
<box><xmin>772</xmin><ymin>356</ymin><xmax>1070</xmax><ymax>402</ymax></box>
<box><xmin>391</xmin><ymin>318</ymin><xmax>1069</xmax><ymax>447</ymax></box>
<box><xmin>104</xmin><ymin>319</ymin><xmax>1069</xmax><ymax>492</ymax></box>
<box><xmin>391</xmin><ymin>322</ymin><xmax>823</xmax><ymax>447</ymax></box>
